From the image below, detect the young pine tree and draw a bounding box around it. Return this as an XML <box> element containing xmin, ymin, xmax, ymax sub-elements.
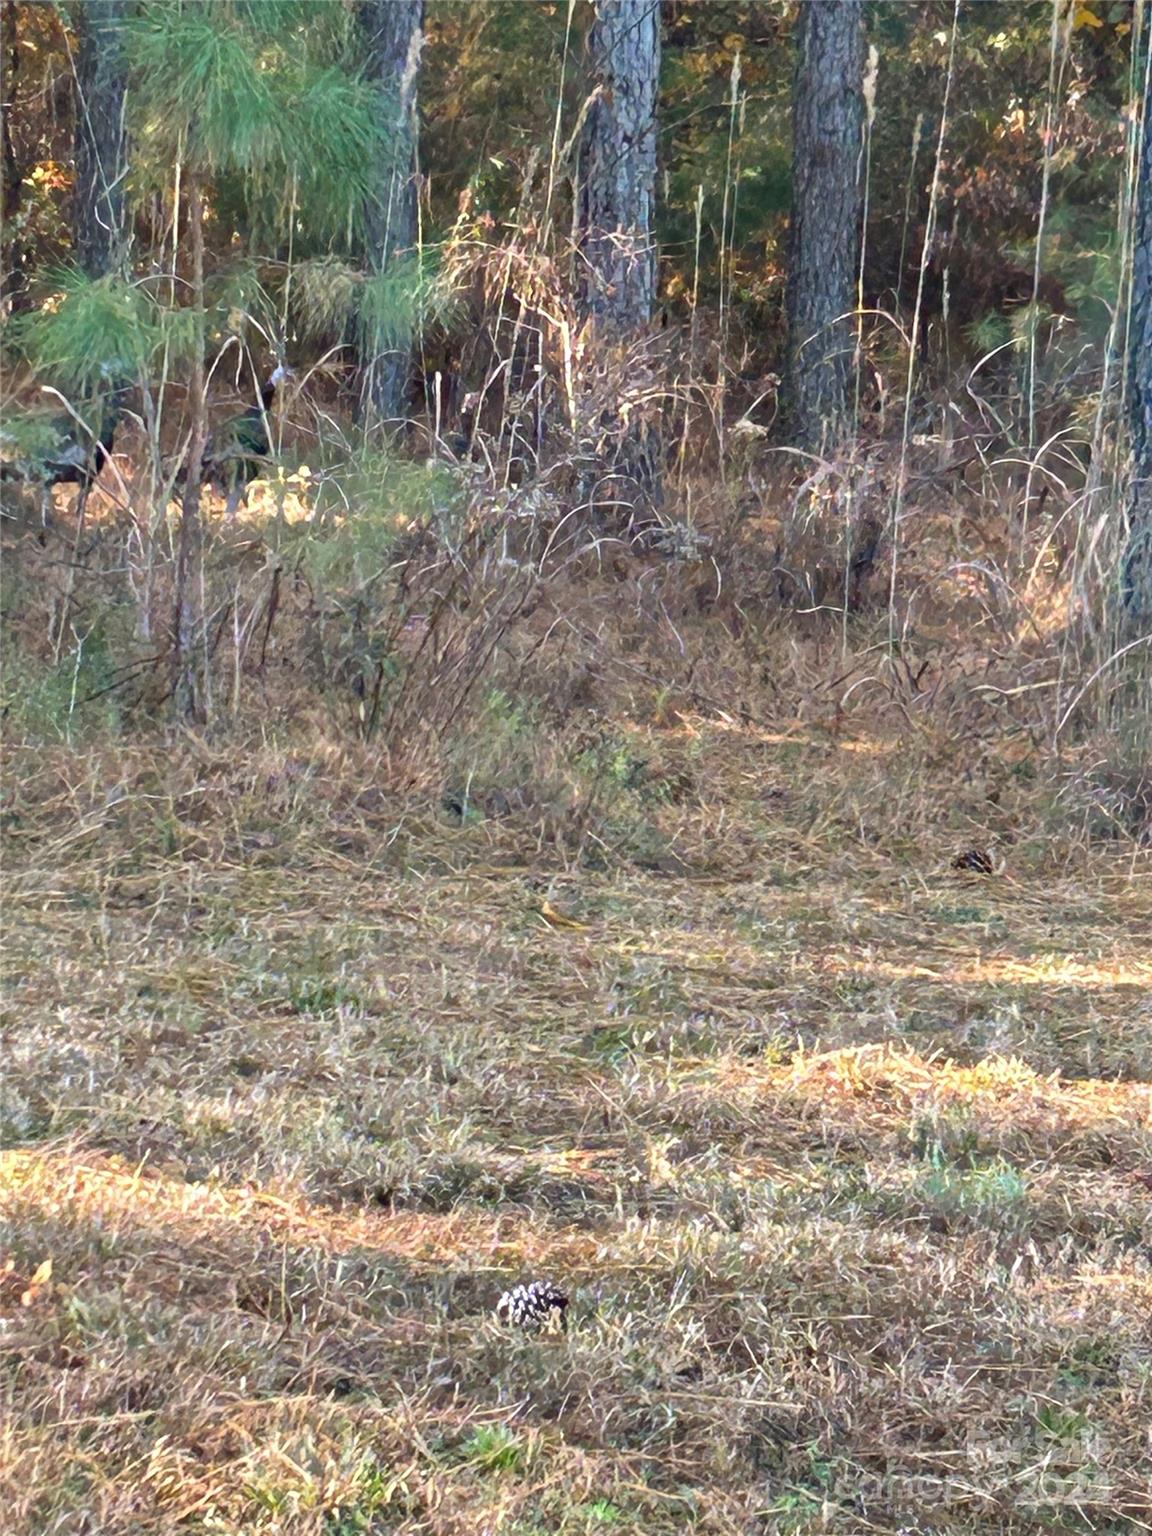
<box><xmin>125</xmin><ymin>1</ymin><xmax>388</xmax><ymax>718</ymax></box>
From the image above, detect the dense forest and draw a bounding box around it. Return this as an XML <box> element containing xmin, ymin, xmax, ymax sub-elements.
<box><xmin>2</xmin><ymin>4</ymin><xmax>1152</xmax><ymax>1534</ymax></box>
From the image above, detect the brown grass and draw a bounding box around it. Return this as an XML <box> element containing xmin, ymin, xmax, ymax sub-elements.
<box><xmin>2</xmin><ymin>706</ymin><xmax>1151</xmax><ymax>1536</ymax></box>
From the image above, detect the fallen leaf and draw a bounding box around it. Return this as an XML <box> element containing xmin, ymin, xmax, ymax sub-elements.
<box><xmin>540</xmin><ymin>899</ymin><xmax>590</xmax><ymax>931</ymax></box>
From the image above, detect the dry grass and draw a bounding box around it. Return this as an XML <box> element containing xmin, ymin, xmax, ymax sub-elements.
<box><xmin>2</xmin><ymin>711</ymin><xmax>1151</xmax><ymax>1536</ymax></box>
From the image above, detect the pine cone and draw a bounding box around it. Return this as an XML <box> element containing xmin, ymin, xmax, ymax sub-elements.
<box><xmin>951</xmin><ymin>847</ymin><xmax>996</xmax><ymax>874</ymax></box>
<box><xmin>495</xmin><ymin>1280</ymin><xmax>568</xmax><ymax>1334</ymax></box>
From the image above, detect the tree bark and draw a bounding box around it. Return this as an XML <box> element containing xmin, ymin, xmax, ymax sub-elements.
<box><xmin>1123</xmin><ymin>53</ymin><xmax>1152</xmax><ymax>623</ymax></box>
<box><xmin>785</xmin><ymin>0</ymin><xmax>865</xmax><ymax>454</ymax></box>
<box><xmin>1</xmin><ymin>0</ymin><xmax>25</xmax><ymax>310</ymax></box>
<box><xmin>356</xmin><ymin>0</ymin><xmax>423</xmax><ymax>430</ymax></box>
<box><xmin>74</xmin><ymin>0</ymin><xmax>130</xmax><ymax>278</ymax></box>
<box><xmin>575</xmin><ymin>0</ymin><xmax>662</xmax><ymax>522</ymax></box>
<box><xmin>576</xmin><ymin>0</ymin><xmax>660</xmax><ymax>331</ymax></box>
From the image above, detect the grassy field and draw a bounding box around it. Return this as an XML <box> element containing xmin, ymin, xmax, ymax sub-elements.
<box><xmin>2</xmin><ymin>719</ymin><xmax>1151</xmax><ymax>1534</ymax></box>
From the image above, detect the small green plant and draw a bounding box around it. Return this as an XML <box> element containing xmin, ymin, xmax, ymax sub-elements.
<box><xmin>458</xmin><ymin>1425</ymin><xmax>525</xmax><ymax>1474</ymax></box>
<box><xmin>931</xmin><ymin>903</ymin><xmax>991</xmax><ymax>925</ymax></box>
<box><xmin>609</xmin><ymin>957</ymin><xmax>687</xmax><ymax>1019</ymax></box>
<box><xmin>440</xmin><ymin>687</ymin><xmax>542</xmax><ymax>811</ymax></box>
<box><xmin>1</xmin><ymin>626</ymin><xmax>125</xmax><ymax>744</ymax></box>
<box><xmin>286</xmin><ymin>973</ymin><xmax>360</xmax><ymax>1015</ymax></box>
<box><xmin>916</xmin><ymin>1151</ymin><xmax>1029</xmax><ymax>1225</ymax></box>
<box><xmin>9</xmin><ymin>268</ymin><xmax>194</xmax><ymax>390</ymax></box>
<box><xmin>1034</xmin><ymin>1403</ymin><xmax>1090</xmax><ymax>1445</ymax></box>
<box><xmin>580</xmin><ymin>1499</ymin><xmax>624</xmax><ymax>1527</ymax></box>
<box><xmin>323</xmin><ymin>1450</ymin><xmax>412</xmax><ymax>1533</ymax></box>
<box><xmin>907</xmin><ymin>1108</ymin><xmax>984</xmax><ymax>1167</ymax></box>
<box><xmin>759</xmin><ymin>1486</ymin><xmax>824</xmax><ymax>1529</ymax></box>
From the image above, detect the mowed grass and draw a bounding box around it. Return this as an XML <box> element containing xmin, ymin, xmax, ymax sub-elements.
<box><xmin>2</xmin><ymin>721</ymin><xmax>1151</xmax><ymax>1535</ymax></box>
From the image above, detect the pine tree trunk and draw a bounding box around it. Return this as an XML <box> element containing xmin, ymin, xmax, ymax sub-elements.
<box><xmin>356</xmin><ymin>0</ymin><xmax>423</xmax><ymax>430</ymax></box>
<box><xmin>1</xmin><ymin>0</ymin><xmax>25</xmax><ymax>311</ymax></box>
<box><xmin>786</xmin><ymin>0</ymin><xmax>864</xmax><ymax>453</ymax></box>
<box><xmin>74</xmin><ymin>0</ymin><xmax>130</xmax><ymax>278</ymax></box>
<box><xmin>576</xmin><ymin>0</ymin><xmax>660</xmax><ymax>331</ymax></box>
<box><xmin>1123</xmin><ymin>59</ymin><xmax>1152</xmax><ymax>623</ymax></box>
<box><xmin>575</xmin><ymin>0</ymin><xmax>662</xmax><ymax>521</ymax></box>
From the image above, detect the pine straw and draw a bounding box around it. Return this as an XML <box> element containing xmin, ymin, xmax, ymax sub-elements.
<box><xmin>2</xmin><ymin>718</ymin><xmax>1151</xmax><ymax>1535</ymax></box>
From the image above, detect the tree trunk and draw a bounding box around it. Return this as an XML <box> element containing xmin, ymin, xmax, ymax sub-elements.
<box><xmin>356</xmin><ymin>0</ymin><xmax>423</xmax><ymax>430</ymax></box>
<box><xmin>1</xmin><ymin>0</ymin><xmax>24</xmax><ymax>310</ymax></box>
<box><xmin>74</xmin><ymin>0</ymin><xmax>130</xmax><ymax>278</ymax></box>
<box><xmin>575</xmin><ymin>0</ymin><xmax>662</xmax><ymax>522</ymax></box>
<box><xmin>785</xmin><ymin>0</ymin><xmax>864</xmax><ymax>454</ymax></box>
<box><xmin>173</xmin><ymin>173</ymin><xmax>206</xmax><ymax>722</ymax></box>
<box><xmin>1123</xmin><ymin>54</ymin><xmax>1152</xmax><ymax>623</ymax></box>
<box><xmin>576</xmin><ymin>0</ymin><xmax>660</xmax><ymax>331</ymax></box>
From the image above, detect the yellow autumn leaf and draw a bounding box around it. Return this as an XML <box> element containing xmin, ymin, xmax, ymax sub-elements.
<box><xmin>20</xmin><ymin>1257</ymin><xmax>53</xmax><ymax>1307</ymax></box>
<box><xmin>1073</xmin><ymin>6</ymin><xmax>1103</xmax><ymax>28</ymax></box>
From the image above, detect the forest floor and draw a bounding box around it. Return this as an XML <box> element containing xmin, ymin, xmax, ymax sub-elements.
<box><xmin>2</xmin><ymin>716</ymin><xmax>1151</xmax><ymax>1535</ymax></box>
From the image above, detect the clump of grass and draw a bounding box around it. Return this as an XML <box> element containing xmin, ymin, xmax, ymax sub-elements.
<box><xmin>457</xmin><ymin>1425</ymin><xmax>528</xmax><ymax>1474</ymax></box>
<box><xmin>913</xmin><ymin>1149</ymin><xmax>1030</xmax><ymax>1229</ymax></box>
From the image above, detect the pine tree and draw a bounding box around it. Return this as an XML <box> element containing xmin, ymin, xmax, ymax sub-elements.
<box><xmin>785</xmin><ymin>0</ymin><xmax>865</xmax><ymax>453</ymax></box>
<box><xmin>356</xmin><ymin>0</ymin><xmax>423</xmax><ymax>429</ymax></box>
<box><xmin>122</xmin><ymin>0</ymin><xmax>388</xmax><ymax>718</ymax></box>
<box><xmin>575</xmin><ymin>0</ymin><xmax>662</xmax><ymax>517</ymax></box>
<box><xmin>576</xmin><ymin>0</ymin><xmax>660</xmax><ymax>331</ymax></box>
<box><xmin>74</xmin><ymin>0</ymin><xmax>130</xmax><ymax>277</ymax></box>
<box><xmin>1123</xmin><ymin>45</ymin><xmax>1152</xmax><ymax>623</ymax></box>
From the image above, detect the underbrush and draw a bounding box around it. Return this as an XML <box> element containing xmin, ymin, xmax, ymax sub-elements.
<box><xmin>4</xmin><ymin>453</ymin><xmax>1151</xmax><ymax>873</ymax></box>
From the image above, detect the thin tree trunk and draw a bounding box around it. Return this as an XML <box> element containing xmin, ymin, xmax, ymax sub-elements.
<box><xmin>356</xmin><ymin>0</ymin><xmax>423</xmax><ymax>430</ymax></box>
<box><xmin>1</xmin><ymin>0</ymin><xmax>26</xmax><ymax>311</ymax></box>
<box><xmin>786</xmin><ymin>0</ymin><xmax>865</xmax><ymax>453</ymax></box>
<box><xmin>173</xmin><ymin>172</ymin><xmax>206</xmax><ymax>721</ymax></box>
<box><xmin>1123</xmin><ymin>49</ymin><xmax>1152</xmax><ymax>623</ymax></box>
<box><xmin>74</xmin><ymin>0</ymin><xmax>130</xmax><ymax>278</ymax></box>
<box><xmin>575</xmin><ymin>0</ymin><xmax>662</xmax><ymax>520</ymax></box>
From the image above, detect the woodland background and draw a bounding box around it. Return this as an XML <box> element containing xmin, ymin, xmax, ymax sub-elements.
<box><xmin>0</xmin><ymin>0</ymin><xmax>1148</xmax><ymax>753</ymax></box>
<box><xmin>2</xmin><ymin>5</ymin><xmax>1152</xmax><ymax>1535</ymax></box>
